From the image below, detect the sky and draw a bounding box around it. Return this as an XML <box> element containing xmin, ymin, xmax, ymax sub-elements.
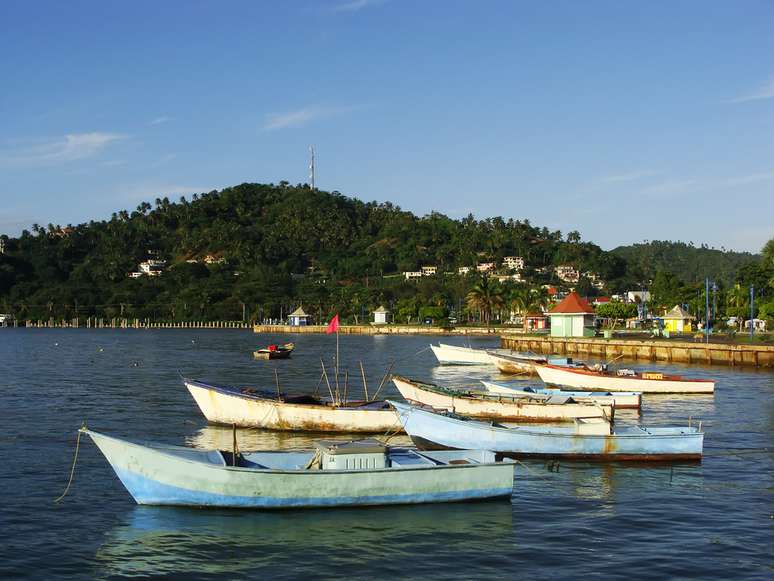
<box><xmin>1</xmin><ymin>0</ymin><xmax>772</xmax><ymax>252</ymax></box>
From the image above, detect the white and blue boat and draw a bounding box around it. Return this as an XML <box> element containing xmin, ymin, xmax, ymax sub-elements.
<box><xmin>82</xmin><ymin>428</ymin><xmax>515</xmax><ymax>508</ymax></box>
<box><xmin>389</xmin><ymin>401</ymin><xmax>703</xmax><ymax>461</ymax></box>
<box><xmin>481</xmin><ymin>381</ymin><xmax>642</xmax><ymax>409</ymax></box>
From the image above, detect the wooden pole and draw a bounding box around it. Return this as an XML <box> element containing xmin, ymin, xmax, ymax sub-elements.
<box><xmin>232</xmin><ymin>423</ymin><xmax>237</xmax><ymax>466</ymax></box>
<box><xmin>371</xmin><ymin>360</ymin><xmax>395</xmax><ymax>402</ymax></box>
<box><xmin>359</xmin><ymin>360</ymin><xmax>369</xmax><ymax>401</ymax></box>
<box><xmin>343</xmin><ymin>369</ymin><xmax>349</xmax><ymax>405</ymax></box>
<box><xmin>274</xmin><ymin>369</ymin><xmax>281</xmax><ymax>401</ymax></box>
<box><xmin>320</xmin><ymin>358</ymin><xmax>335</xmax><ymax>404</ymax></box>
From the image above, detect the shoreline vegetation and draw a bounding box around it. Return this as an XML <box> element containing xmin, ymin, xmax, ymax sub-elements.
<box><xmin>0</xmin><ymin>183</ymin><xmax>770</xmax><ymax>333</ymax></box>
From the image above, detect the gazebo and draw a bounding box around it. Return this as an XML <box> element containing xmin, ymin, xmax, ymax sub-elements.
<box><xmin>372</xmin><ymin>305</ymin><xmax>390</xmax><ymax>325</ymax></box>
<box><xmin>662</xmin><ymin>305</ymin><xmax>694</xmax><ymax>333</ymax></box>
<box><xmin>549</xmin><ymin>292</ymin><xmax>596</xmax><ymax>337</ymax></box>
<box><xmin>287</xmin><ymin>306</ymin><xmax>310</xmax><ymax>326</ymax></box>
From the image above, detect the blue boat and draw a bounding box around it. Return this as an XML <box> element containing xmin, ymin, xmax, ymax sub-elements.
<box><xmin>82</xmin><ymin>428</ymin><xmax>516</xmax><ymax>508</ymax></box>
<box><xmin>389</xmin><ymin>401</ymin><xmax>703</xmax><ymax>461</ymax></box>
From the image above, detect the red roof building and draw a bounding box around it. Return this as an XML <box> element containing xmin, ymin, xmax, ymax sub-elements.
<box><xmin>549</xmin><ymin>291</ymin><xmax>595</xmax><ymax>314</ymax></box>
<box><xmin>549</xmin><ymin>292</ymin><xmax>596</xmax><ymax>337</ymax></box>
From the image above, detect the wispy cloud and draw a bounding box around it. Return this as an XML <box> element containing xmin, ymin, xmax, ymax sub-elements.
<box><xmin>600</xmin><ymin>170</ymin><xmax>659</xmax><ymax>184</ymax></box>
<box><xmin>332</xmin><ymin>0</ymin><xmax>385</xmax><ymax>13</ymax></box>
<box><xmin>723</xmin><ymin>172</ymin><xmax>774</xmax><ymax>186</ymax></box>
<box><xmin>729</xmin><ymin>77</ymin><xmax>774</xmax><ymax>103</ymax></box>
<box><xmin>149</xmin><ymin>116</ymin><xmax>173</xmax><ymax>126</ymax></box>
<box><xmin>640</xmin><ymin>179</ymin><xmax>699</xmax><ymax>198</ymax></box>
<box><xmin>262</xmin><ymin>105</ymin><xmax>357</xmax><ymax>130</ymax></box>
<box><xmin>0</xmin><ymin>132</ymin><xmax>126</xmax><ymax>165</ymax></box>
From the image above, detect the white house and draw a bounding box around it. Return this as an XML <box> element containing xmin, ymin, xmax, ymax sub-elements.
<box><xmin>503</xmin><ymin>256</ymin><xmax>524</xmax><ymax>271</ymax></box>
<box><xmin>421</xmin><ymin>266</ymin><xmax>438</xmax><ymax>276</ymax></box>
<box><xmin>458</xmin><ymin>266</ymin><xmax>472</xmax><ymax>275</ymax></box>
<box><xmin>288</xmin><ymin>306</ymin><xmax>310</xmax><ymax>326</ymax></box>
<box><xmin>139</xmin><ymin>259</ymin><xmax>166</xmax><ymax>276</ymax></box>
<box><xmin>372</xmin><ymin>305</ymin><xmax>390</xmax><ymax>325</ymax></box>
<box><xmin>403</xmin><ymin>271</ymin><xmax>423</xmax><ymax>280</ymax></box>
<box><xmin>555</xmin><ymin>265</ymin><xmax>579</xmax><ymax>283</ymax></box>
<box><xmin>477</xmin><ymin>262</ymin><xmax>495</xmax><ymax>273</ymax></box>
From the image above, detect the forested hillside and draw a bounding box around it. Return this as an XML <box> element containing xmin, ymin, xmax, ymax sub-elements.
<box><xmin>0</xmin><ymin>183</ymin><xmax>768</xmax><ymax>325</ymax></box>
<box><xmin>612</xmin><ymin>241</ymin><xmax>758</xmax><ymax>285</ymax></box>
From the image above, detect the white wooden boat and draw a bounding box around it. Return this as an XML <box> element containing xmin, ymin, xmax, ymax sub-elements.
<box><xmin>83</xmin><ymin>428</ymin><xmax>516</xmax><ymax>508</ymax></box>
<box><xmin>481</xmin><ymin>381</ymin><xmax>642</xmax><ymax>409</ymax></box>
<box><xmin>390</xmin><ymin>401</ymin><xmax>704</xmax><ymax>461</ymax></box>
<box><xmin>184</xmin><ymin>378</ymin><xmax>401</xmax><ymax>433</ymax></box>
<box><xmin>392</xmin><ymin>376</ymin><xmax>613</xmax><ymax>422</ymax></box>
<box><xmin>430</xmin><ymin>343</ymin><xmax>495</xmax><ymax>365</ymax></box>
<box><xmin>535</xmin><ymin>363</ymin><xmax>715</xmax><ymax>394</ymax></box>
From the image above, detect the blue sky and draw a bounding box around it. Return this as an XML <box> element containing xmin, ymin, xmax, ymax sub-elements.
<box><xmin>1</xmin><ymin>0</ymin><xmax>772</xmax><ymax>252</ymax></box>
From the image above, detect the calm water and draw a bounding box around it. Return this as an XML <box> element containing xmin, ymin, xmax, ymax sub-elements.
<box><xmin>0</xmin><ymin>330</ymin><xmax>771</xmax><ymax>579</ymax></box>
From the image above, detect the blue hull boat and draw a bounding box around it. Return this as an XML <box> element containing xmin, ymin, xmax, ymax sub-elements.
<box><xmin>82</xmin><ymin>428</ymin><xmax>515</xmax><ymax>509</ymax></box>
<box><xmin>389</xmin><ymin>401</ymin><xmax>703</xmax><ymax>461</ymax></box>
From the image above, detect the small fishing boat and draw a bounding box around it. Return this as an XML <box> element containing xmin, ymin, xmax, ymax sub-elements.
<box><xmin>253</xmin><ymin>342</ymin><xmax>295</xmax><ymax>360</ymax></box>
<box><xmin>184</xmin><ymin>378</ymin><xmax>401</xmax><ymax>432</ymax></box>
<box><xmin>535</xmin><ymin>363</ymin><xmax>715</xmax><ymax>394</ymax></box>
<box><xmin>392</xmin><ymin>376</ymin><xmax>614</xmax><ymax>422</ymax></box>
<box><xmin>390</xmin><ymin>401</ymin><xmax>703</xmax><ymax>461</ymax></box>
<box><xmin>430</xmin><ymin>343</ymin><xmax>546</xmax><ymax>368</ymax></box>
<box><xmin>82</xmin><ymin>428</ymin><xmax>516</xmax><ymax>508</ymax></box>
<box><xmin>481</xmin><ymin>381</ymin><xmax>642</xmax><ymax>410</ymax></box>
<box><xmin>430</xmin><ymin>343</ymin><xmax>495</xmax><ymax>365</ymax></box>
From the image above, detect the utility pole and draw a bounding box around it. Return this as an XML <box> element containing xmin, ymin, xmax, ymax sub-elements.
<box><xmin>750</xmin><ymin>285</ymin><xmax>755</xmax><ymax>340</ymax></box>
<box><xmin>705</xmin><ymin>277</ymin><xmax>710</xmax><ymax>343</ymax></box>
<box><xmin>309</xmin><ymin>146</ymin><xmax>316</xmax><ymax>190</ymax></box>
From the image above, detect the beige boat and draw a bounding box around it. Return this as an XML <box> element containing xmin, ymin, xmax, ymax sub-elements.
<box><xmin>392</xmin><ymin>376</ymin><xmax>613</xmax><ymax>422</ymax></box>
<box><xmin>489</xmin><ymin>352</ymin><xmax>544</xmax><ymax>375</ymax></box>
<box><xmin>184</xmin><ymin>378</ymin><xmax>402</xmax><ymax>433</ymax></box>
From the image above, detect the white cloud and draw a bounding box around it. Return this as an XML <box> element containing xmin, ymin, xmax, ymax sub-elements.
<box><xmin>149</xmin><ymin>116</ymin><xmax>173</xmax><ymax>125</ymax></box>
<box><xmin>730</xmin><ymin>77</ymin><xmax>774</xmax><ymax>103</ymax></box>
<box><xmin>600</xmin><ymin>170</ymin><xmax>658</xmax><ymax>184</ymax></box>
<box><xmin>332</xmin><ymin>0</ymin><xmax>385</xmax><ymax>13</ymax></box>
<box><xmin>0</xmin><ymin>132</ymin><xmax>126</xmax><ymax>165</ymax></box>
<box><xmin>262</xmin><ymin>105</ymin><xmax>358</xmax><ymax>130</ymax></box>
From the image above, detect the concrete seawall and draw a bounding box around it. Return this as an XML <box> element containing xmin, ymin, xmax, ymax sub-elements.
<box><xmin>253</xmin><ymin>324</ymin><xmax>499</xmax><ymax>336</ymax></box>
<box><xmin>500</xmin><ymin>335</ymin><xmax>774</xmax><ymax>368</ymax></box>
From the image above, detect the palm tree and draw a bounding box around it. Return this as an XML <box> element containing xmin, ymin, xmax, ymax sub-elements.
<box><xmin>506</xmin><ymin>285</ymin><xmax>530</xmax><ymax>320</ymax></box>
<box><xmin>466</xmin><ymin>276</ymin><xmax>504</xmax><ymax>326</ymax></box>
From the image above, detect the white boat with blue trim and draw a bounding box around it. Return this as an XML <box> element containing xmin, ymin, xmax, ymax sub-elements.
<box><xmin>83</xmin><ymin>428</ymin><xmax>516</xmax><ymax>508</ymax></box>
<box><xmin>481</xmin><ymin>381</ymin><xmax>642</xmax><ymax>409</ymax></box>
<box><xmin>389</xmin><ymin>401</ymin><xmax>704</xmax><ymax>461</ymax></box>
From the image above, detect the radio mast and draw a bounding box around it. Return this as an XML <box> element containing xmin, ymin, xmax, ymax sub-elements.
<box><xmin>309</xmin><ymin>146</ymin><xmax>316</xmax><ymax>190</ymax></box>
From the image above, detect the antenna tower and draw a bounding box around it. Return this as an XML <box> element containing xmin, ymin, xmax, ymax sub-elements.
<box><xmin>309</xmin><ymin>146</ymin><xmax>316</xmax><ymax>190</ymax></box>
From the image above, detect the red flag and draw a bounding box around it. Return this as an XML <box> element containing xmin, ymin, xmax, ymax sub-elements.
<box><xmin>326</xmin><ymin>314</ymin><xmax>339</xmax><ymax>334</ymax></box>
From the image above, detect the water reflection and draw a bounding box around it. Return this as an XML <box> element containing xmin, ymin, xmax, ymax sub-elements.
<box><xmin>187</xmin><ymin>424</ymin><xmax>413</xmax><ymax>451</ymax></box>
<box><xmin>94</xmin><ymin>501</ymin><xmax>514</xmax><ymax>577</ymax></box>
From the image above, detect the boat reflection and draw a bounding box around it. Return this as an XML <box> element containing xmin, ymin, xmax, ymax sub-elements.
<box><xmin>186</xmin><ymin>424</ymin><xmax>413</xmax><ymax>450</ymax></box>
<box><xmin>94</xmin><ymin>501</ymin><xmax>514</xmax><ymax>577</ymax></box>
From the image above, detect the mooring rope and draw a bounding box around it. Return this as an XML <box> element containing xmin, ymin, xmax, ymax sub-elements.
<box><xmin>54</xmin><ymin>429</ymin><xmax>83</xmax><ymax>503</ymax></box>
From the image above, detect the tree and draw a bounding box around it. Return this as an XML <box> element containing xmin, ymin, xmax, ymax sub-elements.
<box><xmin>466</xmin><ymin>276</ymin><xmax>504</xmax><ymax>326</ymax></box>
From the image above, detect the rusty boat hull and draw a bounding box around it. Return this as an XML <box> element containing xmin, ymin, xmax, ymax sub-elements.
<box><xmin>185</xmin><ymin>379</ymin><xmax>402</xmax><ymax>433</ymax></box>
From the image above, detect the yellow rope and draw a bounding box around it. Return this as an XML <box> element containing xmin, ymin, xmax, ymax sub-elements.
<box><xmin>54</xmin><ymin>430</ymin><xmax>82</xmax><ymax>503</ymax></box>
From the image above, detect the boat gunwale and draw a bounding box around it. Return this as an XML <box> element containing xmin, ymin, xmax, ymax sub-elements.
<box><xmin>84</xmin><ymin>429</ymin><xmax>513</xmax><ymax>475</ymax></box>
